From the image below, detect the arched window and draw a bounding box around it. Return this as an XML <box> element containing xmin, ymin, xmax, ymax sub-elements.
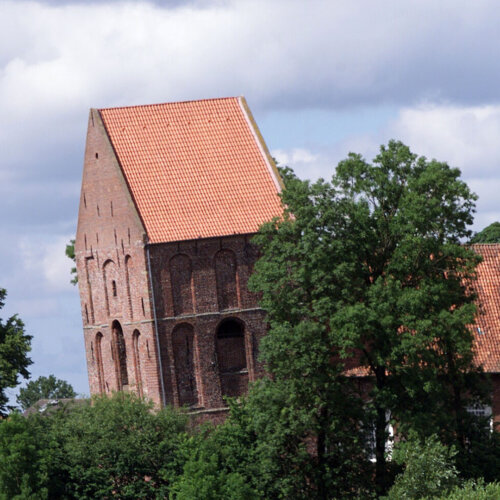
<box><xmin>170</xmin><ymin>254</ymin><xmax>194</xmax><ymax>316</ymax></box>
<box><xmin>125</xmin><ymin>256</ymin><xmax>133</xmax><ymax>319</ymax></box>
<box><xmin>216</xmin><ymin>319</ymin><xmax>248</xmax><ymax>398</ymax></box>
<box><xmin>103</xmin><ymin>259</ymin><xmax>118</xmax><ymax>317</ymax></box>
<box><xmin>112</xmin><ymin>320</ymin><xmax>128</xmax><ymax>390</ymax></box>
<box><xmin>172</xmin><ymin>323</ymin><xmax>198</xmax><ymax>406</ymax></box>
<box><xmin>95</xmin><ymin>332</ymin><xmax>105</xmax><ymax>394</ymax></box>
<box><xmin>215</xmin><ymin>249</ymin><xmax>239</xmax><ymax>310</ymax></box>
<box><xmin>132</xmin><ymin>330</ymin><xmax>143</xmax><ymax>398</ymax></box>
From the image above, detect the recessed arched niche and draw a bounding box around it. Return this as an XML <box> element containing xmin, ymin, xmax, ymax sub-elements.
<box><xmin>111</xmin><ymin>320</ymin><xmax>128</xmax><ymax>390</ymax></box>
<box><xmin>172</xmin><ymin>323</ymin><xmax>198</xmax><ymax>406</ymax></box>
<box><xmin>216</xmin><ymin>318</ymin><xmax>248</xmax><ymax>398</ymax></box>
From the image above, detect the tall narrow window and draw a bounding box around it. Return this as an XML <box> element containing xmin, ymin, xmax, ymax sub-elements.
<box><xmin>172</xmin><ymin>323</ymin><xmax>198</xmax><ymax>406</ymax></box>
<box><xmin>170</xmin><ymin>254</ymin><xmax>194</xmax><ymax>316</ymax></box>
<box><xmin>95</xmin><ymin>332</ymin><xmax>105</xmax><ymax>394</ymax></box>
<box><xmin>112</xmin><ymin>320</ymin><xmax>128</xmax><ymax>390</ymax></box>
<box><xmin>216</xmin><ymin>319</ymin><xmax>247</xmax><ymax>398</ymax></box>
<box><xmin>215</xmin><ymin>250</ymin><xmax>239</xmax><ymax>310</ymax></box>
<box><xmin>132</xmin><ymin>330</ymin><xmax>143</xmax><ymax>398</ymax></box>
<box><xmin>125</xmin><ymin>256</ymin><xmax>133</xmax><ymax>319</ymax></box>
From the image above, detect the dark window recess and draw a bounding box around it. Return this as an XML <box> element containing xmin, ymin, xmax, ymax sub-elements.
<box><xmin>112</xmin><ymin>280</ymin><xmax>117</xmax><ymax>297</ymax></box>
<box><xmin>95</xmin><ymin>332</ymin><xmax>105</xmax><ymax>394</ymax></box>
<box><xmin>112</xmin><ymin>321</ymin><xmax>128</xmax><ymax>389</ymax></box>
<box><xmin>132</xmin><ymin>330</ymin><xmax>143</xmax><ymax>398</ymax></box>
<box><xmin>173</xmin><ymin>324</ymin><xmax>198</xmax><ymax>406</ymax></box>
<box><xmin>216</xmin><ymin>319</ymin><xmax>248</xmax><ymax>398</ymax></box>
<box><xmin>95</xmin><ymin>152</ymin><xmax>98</xmax><ymax>159</ymax></box>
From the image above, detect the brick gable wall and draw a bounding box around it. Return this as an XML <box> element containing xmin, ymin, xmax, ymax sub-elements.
<box><xmin>76</xmin><ymin>111</ymin><xmax>267</xmax><ymax>415</ymax></box>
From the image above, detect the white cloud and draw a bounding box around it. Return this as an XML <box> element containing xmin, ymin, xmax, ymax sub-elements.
<box><xmin>20</xmin><ymin>234</ymin><xmax>74</xmax><ymax>293</ymax></box>
<box><xmin>272</xmin><ymin>147</ymin><xmax>335</xmax><ymax>180</ymax></box>
<box><xmin>388</xmin><ymin>105</ymin><xmax>500</xmax><ymax>179</ymax></box>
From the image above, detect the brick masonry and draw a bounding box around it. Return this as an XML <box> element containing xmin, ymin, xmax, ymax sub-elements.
<box><xmin>75</xmin><ymin>110</ymin><xmax>267</xmax><ymax>416</ymax></box>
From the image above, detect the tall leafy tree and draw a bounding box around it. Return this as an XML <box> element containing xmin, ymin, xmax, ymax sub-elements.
<box><xmin>250</xmin><ymin>141</ymin><xmax>487</xmax><ymax>495</ymax></box>
<box><xmin>470</xmin><ymin>222</ymin><xmax>500</xmax><ymax>243</ymax></box>
<box><xmin>0</xmin><ymin>288</ymin><xmax>32</xmax><ymax>416</ymax></box>
<box><xmin>17</xmin><ymin>374</ymin><xmax>77</xmax><ymax>410</ymax></box>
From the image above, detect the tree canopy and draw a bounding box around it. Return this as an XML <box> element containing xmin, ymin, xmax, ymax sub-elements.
<box><xmin>17</xmin><ymin>375</ymin><xmax>77</xmax><ymax>411</ymax></box>
<box><xmin>249</xmin><ymin>140</ymin><xmax>488</xmax><ymax>495</ymax></box>
<box><xmin>470</xmin><ymin>222</ymin><xmax>500</xmax><ymax>243</ymax></box>
<box><xmin>0</xmin><ymin>288</ymin><xmax>32</xmax><ymax>416</ymax></box>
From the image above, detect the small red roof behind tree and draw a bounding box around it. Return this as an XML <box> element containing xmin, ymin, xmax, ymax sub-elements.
<box><xmin>471</xmin><ymin>244</ymin><xmax>500</xmax><ymax>373</ymax></box>
<box><xmin>99</xmin><ymin>97</ymin><xmax>283</xmax><ymax>244</ymax></box>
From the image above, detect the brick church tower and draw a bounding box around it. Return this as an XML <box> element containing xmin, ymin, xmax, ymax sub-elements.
<box><xmin>75</xmin><ymin>97</ymin><xmax>283</xmax><ymax>418</ymax></box>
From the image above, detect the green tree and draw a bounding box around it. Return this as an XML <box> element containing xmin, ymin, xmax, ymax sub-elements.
<box><xmin>0</xmin><ymin>413</ymin><xmax>49</xmax><ymax>500</ymax></box>
<box><xmin>17</xmin><ymin>375</ymin><xmax>77</xmax><ymax>411</ymax></box>
<box><xmin>435</xmin><ymin>480</ymin><xmax>500</xmax><ymax>500</ymax></box>
<box><xmin>250</xmin><ymin>141</ymin><xmax>487</xmax><ymax>495</ymax></box>
<box><xmin>58</xmin><ymin>392</ymin><xmax>187</xmax><ymax>499</ymax></box>
<box><xmin>385</xmin><ymin>432</ymin><xmax>459</xmax><ymax>500</ymax></box>
<box><xmin>65</xmin><ymin>239</ymin><xmax>77</xmax><ymax>285</ymax></box>
<box><xmin>470</xmin><ymin>222</ymin><xmax>500</xmax><ymax>243</ymax></box>
<box><xmin>0</xmin><ymin>288</ymin><xmax>32</xmax><ymax>416</ymax></box>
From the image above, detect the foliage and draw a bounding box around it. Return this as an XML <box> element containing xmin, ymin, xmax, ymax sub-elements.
<box><xmin>0</xmin><ymin>288</ymin><xmax>32</xmax><ymax>416</ymax></box>
<box><xmin>172</xmin><ymin>384</ymin><xmax>372</xmax><ymax>500</ymax></box>
<box><xmin>470</xmin><ymin>222</ymin><xmax>500</xmax><ymax>243</ymax></box>
<box><xmin>433</xmin><ymin>480</ymin><xmax>500</xmax><ymax>499</ymax></box>
<box><xmin>0</xmin><ymin>413</ymin><xmax>49</xmax><ymax>500</ymax></box>
<box><xmin>170</xmin><ymin>420</ymin><xmax>258</xmax><ymax>500</ymax></box>
<box><xmin>57</xmin><ymin>392</ymin><xmax>187</xmax><ymax>499</ymax></box>
<box><xmin>65</xmin><ymin>239</ymin><xmax>77</xmax><ymax>285</ymax></box>
<box><xmin>455</xmin><ymin>414</ymin><xmax>500</xmax><ymax>483</ymax></box>
<box><xmin>385</xmin><ymin>433</ymin><xmax>459</xmax><ymax>500</ymax></box>
<box><xmin>17</xmin><ymin>375</ymin><xmax>76</xmax><ymax>411</ymax></box>
<box><xmin>0</xmin><ymin>393</ymin><xmax>189</xmax><ymax>499</ymax></box>
<box><xmin>250</xmin><ymin>141</ymin><xmax>486</xmax><ymax>495</ymax></box>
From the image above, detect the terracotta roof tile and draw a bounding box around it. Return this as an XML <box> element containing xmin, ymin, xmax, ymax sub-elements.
<box><xmin>471</xmin><ymin>244</ymin><xmax>500</xmax><ymax>373</ymax></box>
<box><xmin>99</xmin><ymin>97</ymin><xmax>283</xmax><ymax>243</ymax></box>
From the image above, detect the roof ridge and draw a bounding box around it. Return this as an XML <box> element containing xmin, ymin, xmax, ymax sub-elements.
<box><xmin>98</xmin><ymin>96</ymin><xmax>241</xmax><ymax>112</ymax></box>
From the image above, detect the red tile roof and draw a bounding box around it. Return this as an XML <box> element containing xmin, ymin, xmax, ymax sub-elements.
<box><xmin>99</xmin><ymin>97</ymin><xmax>283</xmax><ymax>244</ymax></box>
<box><xmin>472</xmin><ymin>244</ymin><xmax>500</xmax><ymax>373</ymax></box>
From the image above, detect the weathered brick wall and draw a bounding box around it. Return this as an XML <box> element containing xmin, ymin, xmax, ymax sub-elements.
<box><xmin>75</xmin><ymin>110</ymin><xmax>162</xmax><ymax>406</ymax></box>
<box><xmin>75</xmin><ymin>110</ymin><xmax>268</xmax><ymax>415</ymax></box>
<box><xmin>149</xmin><ymin>235</ymin><xmax>267</xmax><ymax>411</ymax></box>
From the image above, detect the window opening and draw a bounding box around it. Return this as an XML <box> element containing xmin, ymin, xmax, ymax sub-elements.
<box><xmin>216</xmin><ymin>319</ymin><xmax>247</xmax><ymax>398</ymax></box>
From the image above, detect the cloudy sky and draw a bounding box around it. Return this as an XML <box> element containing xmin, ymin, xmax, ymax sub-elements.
<box><xmin>2</xmin><ymin>0</ymin><xmax>500</xmax><ymax>401</ymax></box>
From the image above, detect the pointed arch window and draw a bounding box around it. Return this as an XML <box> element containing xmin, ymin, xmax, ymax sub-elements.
<box><xmin>215</xmin><ymin>249</ymin><xmax>239</xmax><ymax>310</ymax></box>
<box><xmin>112</xmin><ymin>320</ymin><xmax>129</xmax><ymax>390</ymax></box>
<box><xmin>172</xmin><ymin>323</ymin><xmax>198</xmax><ymax>406</ymax></box>
<box><xmin>170</xmin><ymin>254</ymin><xmax>194</xmax><ymax>316</ymax></box>
<box><xmin>95</xmin><ymin>332</ymin><xmax>105</xmax><ymax>394</ymax></box>
<box><xmin>132</xmin><ymin>330</ymin><xmax>143</xmax><ymax>398</ymax></box>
